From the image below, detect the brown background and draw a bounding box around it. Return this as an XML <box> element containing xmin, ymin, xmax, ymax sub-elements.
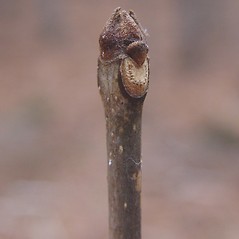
<box><xmin>0</xmin><ymin>0</ymin><xmax>239</xmax><ymax>238</ymax></box>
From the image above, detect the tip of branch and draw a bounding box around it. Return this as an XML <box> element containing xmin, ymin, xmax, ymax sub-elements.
<box><xmin>99</xmin><ymin>8</ymin><xmax>148</xmax><ymax>63</ymax></box>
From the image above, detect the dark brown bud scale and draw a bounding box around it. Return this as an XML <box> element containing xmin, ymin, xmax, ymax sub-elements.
<box><xmin>126</xmin><ymin>41</ymin><xmax>148</xmax><ymax>66</ymax></box>
<box><xmin>99</xmin><ymin>7</ymin><xmax>148</xmax><ymax>62</ymax></box>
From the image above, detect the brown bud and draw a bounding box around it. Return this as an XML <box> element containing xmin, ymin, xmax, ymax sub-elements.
<box><xmin>126</xmin><ymin>41</ymin><xmax>148</xmax><ymax>66</ymax></box>
<box><xmin>99</xmin><ymin>7</ymin><xmax>148</xmax><ymax>62</ymax></box>
<box><xmin>99</xmin><ymin>8</ymin><xmax>149</xmax><ymax>98</ymax></box>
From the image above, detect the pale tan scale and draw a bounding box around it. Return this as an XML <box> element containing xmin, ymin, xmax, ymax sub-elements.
<box><xmin>120</xmin><ymin>57</ymin><xmax>149</xmax><ymax>98</ymax></box>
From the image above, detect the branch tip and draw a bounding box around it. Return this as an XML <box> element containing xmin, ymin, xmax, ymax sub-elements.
<box><xmin>99</xmin><ymin>8</ymin><xmax>148</xmax><ymax>63</ymax></box>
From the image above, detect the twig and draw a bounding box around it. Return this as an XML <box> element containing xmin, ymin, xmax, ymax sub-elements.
<box><xmin>98</xmin><ymin>7</ymin><xmax>149</xmax><ymax>239</ymax></box>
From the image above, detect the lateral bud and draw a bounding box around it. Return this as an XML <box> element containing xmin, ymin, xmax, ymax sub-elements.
<box><xmin>126</xmin><ymin>41</ymin><xmax>148</xmax><ymax>67</ymax></box>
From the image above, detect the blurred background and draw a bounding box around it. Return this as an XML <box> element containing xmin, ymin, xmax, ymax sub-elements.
<box><xmin>0</xmin><ymin>0</ymin><xmax>239</xmax><ymax>238</ymax></box>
